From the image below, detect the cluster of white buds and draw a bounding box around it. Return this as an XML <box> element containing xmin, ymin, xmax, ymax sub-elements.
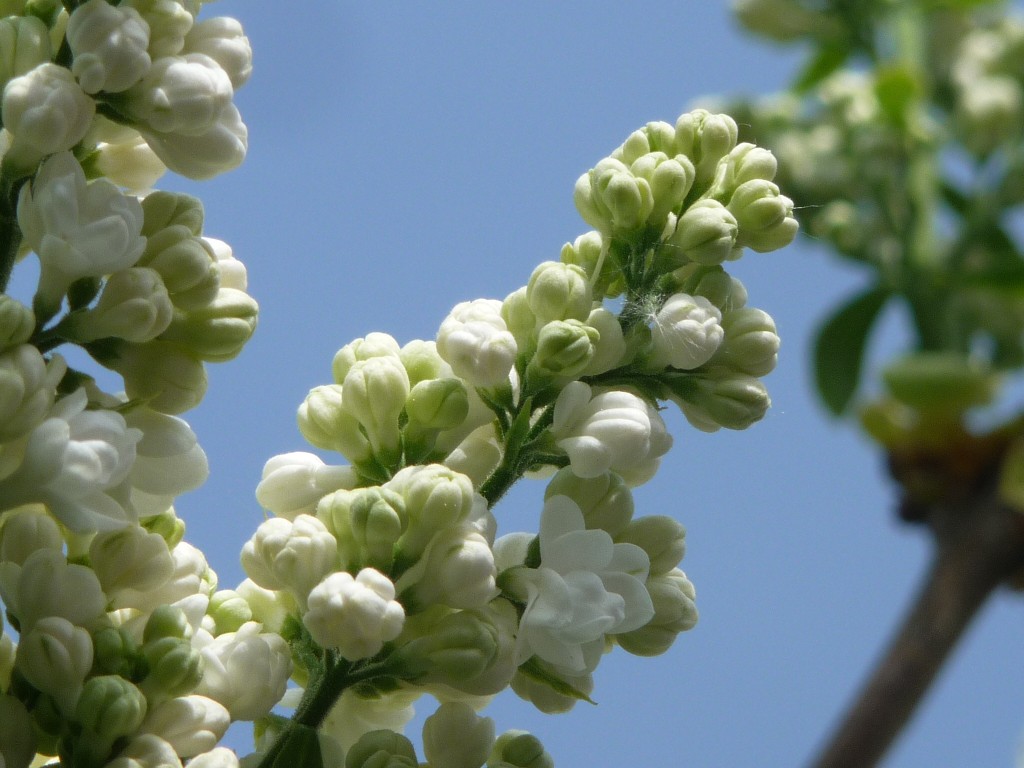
<box><xmin>0</xmin><ymin>3</ymin><xmax>281</xmax><ymax>767</ymax></box>
<box><xmin>250</xmin><ymin>108</ymin><xmax>793</xmax><ymax>766</ymax></box>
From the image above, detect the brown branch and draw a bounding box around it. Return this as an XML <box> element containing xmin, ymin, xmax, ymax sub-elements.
<box><xmin>808</xmin><ymin>470</ymin><xmax>1024</xmax><ymax>768</ymax></box>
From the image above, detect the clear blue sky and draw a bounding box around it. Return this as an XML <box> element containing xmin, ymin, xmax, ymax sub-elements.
<box><xmin>167</xmin><ymin>3</ymin><xmax>1024</xmax><ymax>765</ymax></box>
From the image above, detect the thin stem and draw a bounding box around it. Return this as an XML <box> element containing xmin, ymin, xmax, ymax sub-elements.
<box><xmin>807</xmin><ymin>481</ymin><xmax>1024</xmax><ymax>768</ymax></box>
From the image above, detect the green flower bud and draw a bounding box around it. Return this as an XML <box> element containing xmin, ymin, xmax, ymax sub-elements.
<box><xmin>332</xmin><ymin>332</ymin><xmax>402</xmax><ymax>384</ymax></box>
<box><xmin>391</xmin><ymin>607</ymin><xmax>499</xmax><ymax>684</ymax></box>
<box><xmin>501</xmin><ymin>286</ymin><xmax>538</xmax><ymax>349</ymax></box>
<box><xmin>560</xmin><ymin>230</ymin><xmax>621</xmax><ymax>297</ymax></box>
<box><xmin>527</xmin><ymin>319</ymin><xmax>598</xmax><ymax>380</ymax></box>
<box><xmin>91</xmin><ymin>626</ymin><xmax>140</xmax><ymax>678</ymax></box>
<box><xmin>614</xmin><ymin>120</ymin><xmax>678</xmax><ymax>166</ymax></box>
<box><xmin>667</xmin><ymin>264</ymin><xmax>736</xmax><ymax>310</ymax></box>
<box><xmin>616</xmin><ymin>568</ymin><xmax>697</xmax><ymax>656</ymax></box>
<box><xmin>159</xmin><ymin>287</ymin><xmax>258</xmax><ymax>362</ymax></box>
<box><xmin>17</xmin><ymin>616</ymin><xmax>93</xmax><ymax>715</ymax></box>
<box><xmin>667</xmin><ymin>199</ymin><xmax>739</xmax><ymax>267</ymax></box>
<box><xmin>389</xmin><ymin>465</ymin><xmax>480</xmax><ymax>562</ymax></box>
<box><xmin>0</xmin><ymin>503</ymin><xmax>62</xmax><ymax>565</ymax></box>
<box><xmin>882</xmin><ymin>352</ymin><xmax>997</xmax><ymax>413</ymax></box>
<box><xmin>64</xmin><ymin>267</ymin><xmax>174</xmax><ymax>344</ymax></box>
<box><xmin>140</xmin><ymin>190</ymin><xmax>203</xmax><ymax>236</ymax></box>
<box><xmin>209</xmin><ymin>589</ymin><xmax>253</xmax><ymax>634</ymax></box>
<box><xmin>0</xmin><ymin>627</ymin><xmax>15</xmax><ymax>690</ymax></box>
<box><xmin>90</xmin><ymin>525</ymin><xmax>175</xmax><ymax>597</ymax></box>
<box><xmin>0</xmin><ymin>295</ymin><xmax>35</xmax><ymax>350</ymax></box>
<box><xmin>0</xmin><ymin>694</ymin><xmax>35</xmax><ymax>768</ymax></box>
<box><xmin>675</xmin><ymin>110</ymin><xmax>739</xmax><ymax>190</ymax></box>
<box><xmin>75</xmin><ymin>675</ymin><xmax>147</xmax><ymax>742</ymax></box>
<box><xmin>345</xmin><ymin>730</ymin><xmax>418</xmax><ymax>768</ymax></box>
<box><xmin>0</xmin><ymin>15</ymin><xmax>51</xmax><ymax>94</ymax></box>
<box><xmin>544</xmin><ymin>468</ymin><xmax>634</xmax><ymax>537</ymax></box>
<box><xmin>297</xmin><ymin>384</ymin><xmax>372</xmax><ymax>461</ymax></box>
<box><xmin>141</xmin><ymin>635</ymin><xmax>203</xmax><ymax>698</ymax></box>
<box><xmin>615</xmin><ymin>515</ymin><xmax>686</xmax><ymax>576</ymax></box>
<box><xmin>348</xmin><ymin>487</ymin><xmax>408</xmax><ymax>571</ymax></box>
<box><xmin>708</xmin><ymin>142</ymin><xmax>779</xmax><ymax>201</ymax></box>
<box><xmin>574</xmin><ymin>157</ymin><xmax>654</xmax><ymax>235</ymax></box>
<box><xmin>398</xmin><ymin>339</ymin><xmax>446</xmax><ymax>386</ymax></box>
<box><xmin>727</xmin><ymin>179</ymin><xmax>799</xmax><ymax>252</ymax></box>
<box><xmin>92</xmin><ymin>339</ymin><xmax>207</xmax><ymax>414</ymax></box>
<box><xmin>136</xmin><ymin>225</ymin><xmax>220</xmax><ymax>310</ymax></box>
<box><xmin>526</xmin><ymin>261</ymin><xmax>592</xmax><ymax>324</ymax></box>
<box><xmin>343</xmin><ymin>357</ymin><xmax>410</xmax><ymax>460</ymax></box>
<box><xmin>630</xmin><ymin>152</ymin><xmax>695</xmax><ymax>223</ymax></box>
<box><xmin>144</xmin><ymin>604</ymin><xmax>191</xmax><ymax>643</ymax></box>
<box><xmin>668</xmin><ymin>369</ymin><xmax>771</xmax><ymax>431</ymax></box>
<box><xmin>423</xmin><ymin>702</ymin><xmax>495</xmax><ymax>768</ymax></box>
<box><xmin>406</xmin><ymin>378</ymin><xmax>469</xmax><ymax>431</ymax></box>
<box><xmin>488</xmin><ymin>731</ymin><xmax>554</xmax><ymax>768</ymax></box>
<box><xmin>141</xmin><ymin>507</ymin><xmax>186</xmax><ymax>549</ymax></box>
<box><xmin>714</xmin><ymin>307</ymin><xmax>780</xmax><ymax>377</ymax></box>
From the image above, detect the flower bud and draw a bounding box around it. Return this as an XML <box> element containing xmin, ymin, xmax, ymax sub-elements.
<box><xmin>342</xmin><ymin>356</ymin><xmax>410</xmax><ymax>459</ymax></box>
<box><xmin>667</xmin><ymin>199</ymin><xmax>739</xmax><ymax>266</ymax></box>
<box><xmin>298</xmin><ymin>384</ymin><xmax>369</xmax><ymax>458</ymax></box>
<box><xmin>2</xmin><ymin>63</ymin><xmax>94</xmax><ymax>169</ymax></box>
<box><xmin>615</xmin><ymin>515</ymin><xmax>686</xmax><ymax>576</ymax></box>
<box><xmin>159</xmin><ymin>286</ymin><xmax>258</xmax><ymax>362</ymax></box>
<box><xmin>708</xmin><ymin>142</ymin><xmax>779</xmax><ymax>200</ymax></box>
<box><xmin>187</xmin><ymin>747</ymin><xmax>241</xmax><ymax>768</ymax></box>
<box><xmin>255</xmin><ymin>451</ymin><xmax>357</xmax><ymax>520</ymax></box>
<box><xmin>882</xmin><ymin>352</ymin><xmax>997</xmax><ymax>413</ymax></box>
<box><xmin>614</xmin><ymin>120</ymin><xmax>678</xmax><ymax>165</ymax></box>
<box><xmin>669</xmin><ymin>369</ymin><xmax>770</xmax><ymax>430</ymax></box>
<box><xmin>580</xmin><ymin>307</ymin><xmax>626</xmax><ymax>376</ymax></box>
<box><xmin>543</xmin><ymin>468</ymin><xmax>634</xmax><ymax>537</ymax></box>
<box><xmin>122</xmin><ymin>52</ymin><xmax>232</xmax><ymax>134</ymax></box>
<box><xmin>388</xmin><ymin>464</ymin><xmax>486</xmax><ymax>560</ymax></box>
<box><xmin>668</xmin><ymin>264</ymin><xmax>739</xmax><ymax>310</ymax></box>
<box><xmin>396</xmin><ymin>525</ymin><xmax>497</xmax><ymax>611</ymax></box>
<box><xmin>104</xmin><ymin>734</ymin><xmax>178</xmax><ymax>768</ymax></box>
<box><xmin>526</xmin><ymin>261</ymin><xmax>592</xmax><ymax>324</ymax></box>
<box><xmin>193</xmin><ymin>622</ymin><xmax>290</xmax><ymax>721</ymax></box>
<box><xmin>675</xmin><ymin>110</ymin><xmax>739</xmax><ymax>190</ymax></box>
<box><xmin>727</xmin><ymin>179</ymin><xmax>798</xmax><ymax>252</ymax></box>
<box><xmin>204</xmin><ymin>236</ymin><xmax>247</xmax><ymax>290</ymax></box>
<box><xmin>137</xmin><ymin>225</ymin><xmax>220</xmax><ymax>310</ymax></box>
<box><xmin>93</xmin><ymin>339</ymin><xmax>206</xmax><ymax>414</ymax></box>
<box><xmin>304</xmin><ymin>568</ymin><xmax>405</xmax><ymax>660</ymax></box>
<box><xmin>0</xmin><ymin>504</ymin><xmax>62</xmax><ymax>565</ymax></box>
<box><xmin>141</xmin><ymin>190</ymin><xmax>204</xmax><ymax>237</ymax></box>
<box><xmin>91</xmin><ymin>130</ymin><xmax>167</xmax><ymax>193</ymax></box>
<box><xmin>629</xmin><ymin>152</ymin><xmax>695</xmax><ymax>223</ymax></box>
<box><xmin>0</xmin><ymin>344</ymin><xmax>62</xmax><ymax>441</ymax></box>
<box><xmin>648</xmin><ymin>293</ymin><xmax>724</xmax><ymax>370</ymax></box>
<box><xmin>89</xmin><ymin>524</ymin><xmax>174</xmax><ymax>596</ymax></box>
<box><xmin>184</xmin><ymin>16</ymin><xmax>251</xmax><ymax>88</ymax></box>
<box><xmin>141</xmin><ymin>635</ymin><xmax>203</xmax><ymax>698</ymax></box>
<box><xmin>345</xmin><ymin>730</ymin><xmax>418</xmax><ymax>768</ymax></box>
<box><xmin>527</xmin><ymin>319</ymin><xmax>598</xmax><ymax>381</ymax></box>
<box><xmin>437</xmin><ymin>299</ymin><xmax>517</xmax><ymax>388</ymax></box>
<box><xmin>66</xmin><ymin>267</ymin><xmax>174</xmax><ymax>343</ymax></box>
<box><xmin>241</xmin><ymin>514</ymin><xmax>338</xmax><ymax>604</ymax></box>
<box><xmin>334</xmin><ymin>486</ymin><xmax>407</xmax><ymax>571</ymax></box>
<box><xmin>0</xmin><ymin>295</ymin><xmax>35</xmax><ymax>350</ymax></box>
<box><xmin>124</xmin><ymin>406</ymin><xmax>209</xmax><ymax>517</ymax></box>
<box><xmin>501</xmin><ymin>286</ymin><xmax>538</xmax><ymax>348</ymax></box>
<box><xmin>405</xmin><ymin>378</ymin><xmax>469</xmax><ymax>431</ymax></box>
<box><xmin>559</xmin><ymin>230</ymin><xmax>620</xmax><ymax>297</ymax></box>
<box><xmin>139</xmin><ymin>102</ymin><xmax>247</xmax><ymax>180</ymax></box>
<box><xmin>715</xmin><ymin>307</ymin><xmax>779</xmax><ymax>376</ymax></box>
<box><xmin>391</xmin><ymin>606</ymin><xmax>500</xmax><ymax>685</ymax></box>
<box><xmin>574</xmin><ymin>157</ymin><xmax>654</xmax><ymax>234</ymax></box>
<box><xmin>67</xmin><ymin>0</ymin><xmax>151</xmax><ymax>94</ymax></box>
<box><xmin>75</xmin><ymin>675</ymin><xmax>147</xmax><ymax>742</ymax></box>
<box><xmin>17</xmin><ymin>616</ymin><xmax>93</xmax><ymax>714</ymax></box>
<box><xmin>333</xmin><ymin>332</ymin><xmax>402</xmax><ymax>383</ymax></box>
<box><xmin>443</xmin><ymin>424</ymin><xmax>503</xmax><ymax>488</ymax></box>
<box><xmin>615</xmin><ymin>568</ymin><xmax>698</xmax><ymax>656</ymax></box>
<box><xmin>0</xmin><ymin>695</ymin><xmax>35</xmax><ymax>768</ymax></box>
<box><xmin>423</xmin><ymin>702</ymin><xmax>495</xmax><ymax>768</ymax></box>
<box><xmin>91</xmin><ymin>625</ymin><xmax>139</xmax><ymax>678</ymax></box>
<box><xmin>208</xmin><ymin>589</ymin><xmax>252</xmax><ymax>635</ymax></box>
<box><xmin>139</xmin><ymin>695</ymin><xmax>230</xmax><ymax>757</ymax></box>
<box><xmin>489</xmin><ymin>730</ymin><xmax>554</xmax><ymax>768</ymax></box>
<box><xmin>0</xmin><ymin>15</ymin><xmax>51</xmax><ymax>94</ymax></box>
<box><xmin>7</xmin><ymin>548</ymin><xmax>106</xmax><ymax>633</ymax></box>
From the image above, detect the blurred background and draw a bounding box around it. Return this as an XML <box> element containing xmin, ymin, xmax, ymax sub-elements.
<box><xmin>165</xmin><ymin>3</ymin><xmax>1024</xmax><ymax>765</ymax></box>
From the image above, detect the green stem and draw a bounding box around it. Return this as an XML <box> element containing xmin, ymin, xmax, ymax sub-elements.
<box><xmin>0</xmin><ymin>173</ymin><xmax>25</xmax><ymax>295</ymax></box>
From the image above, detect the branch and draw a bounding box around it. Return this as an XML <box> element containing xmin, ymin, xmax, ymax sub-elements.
<box><xmin>807</xmin><ymin>470</ymin><xmax>1024</xmax><ymax>768</ymax></box>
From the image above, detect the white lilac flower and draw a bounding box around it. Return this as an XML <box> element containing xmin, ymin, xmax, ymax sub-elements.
<box><xmin>394</xmin><ymin>524</ymin><xmax>498</xmax><ymax>610</ymax></box>
<box><xmin>89</xmin><ymin>525</ymin><xmax>174</xmax><ymax>597</ymax></box>
<box><xmin>550</xmin><ymin>382</ymin><xmax>672</xmax><ymax>480</ymax></box>
<box><xmin>500</xmin><ymin>495</ymin><xmax>654</xmax><ymax>675</ymax></box>
<box><xmin>255</xmin><ymin>452</ymin><xmax>357</xmax><ymax>520</ymax></box>
<box><xmin>183</xmin><ymin>16</ymin><xmax>252</xmax><ymax>89</ymax></box>
<box><xmin>240</xmin><ymin>514</ymin><xmax>338</xmax><ymax>605</ymax></box>
<box><xmin>0</xmin><ymin>389</ymin><xmax>141</xmax><ymax>532</ymax></box>
<box><xmin>2</xmin><ymin>63</ymin><xmax>95</xmax><ymax>168</ymax></box>
<box><xmin>124</xmin><ymin>0</ymin><xmax>193</xmax><ymax>58</ymax></box>
<box><xmin>192</xmin><ymin>621</ymin><xmax>290</xmax><ymax>721</ymax></box>
<box><xmin>319</xmin><ymin>688</ymin><xmax>420</xmax><ymax>759</ymax></box>
<box><xmin>104</xmin><ymin>734</ymin><xmax>180</xmax><ymax>768</ymax></box>
<box><xmin>303</xmin><ymin>568</ymin><xmax>405</xmax><ymax>660</ymax></box>
<box><xmin>116</xmin><ymin>540</ymin><xmax>211</xmax><ymax>611</ymax></box>
<box><xmin>65</xmin><ymin>267</ymin><xmax>174</xmax><ymax>343</ymax></box>
<box><xmin>0</xmin><ymin>548</ymin><xmax>106</xmax><ymax>633</ymax></box>
<box><xmin>0</xmin><ymin>345</ymin><xmax>65</xmax><ymax>443</ymax></box>
<box><xmin>124</xmin><ymin>406</ymin><xmax>209</xmax><ymax>517</ymax></box>
<box><xmin>436</xmin><ymin>298</ymin><xmax>517</xmax><ymax>387</ymax></box>
<box><xmin>139</xmin><ymin>694</ymin><xmax>231</xmax><ymax>757</ymax></box>
<box><xmin>422</xmin><ymin>702</ymin><xmax>495</xmax><ymax>768</ymax></box>
<box><xmin>17</xmin><ymin>152</ymin><xmax>146</xmax><ymax>313</ymax></box>
<box><xmin>186</xmin><ymin>748</ymin><xmax>241</xmax><ymax>768</ymax></box>
<box><xmin>123</xmin><ymin>52</ymin><xmax>232</xmax><ymax>135</ymax></box>
<box><xmin>0</xmin><ymin>504</ymin><xmax>63</xmax><ymax>565</ymax></box>
<box><xmin>139</xmin><ymin>100</ymin><xmax>247</xmax><ymax>180</ymax></box>
<box><xmin>649</xmin><ymin>293</ymin><xmax>724</xmax><ymax>370</ymax></box>
<box><xmin>16</xmin><ymin>616</ymin><xmax>93</xmax><ymax>716</ymax></box>
<box><xmin>67</xmin><ymin>0</ymin><xmax>152</xmax><ymax>94</ymax></box>
<box><xmin>203</xmin><ymin>237</ymin><xmax>247</xmax><ymax>290</ymax></box>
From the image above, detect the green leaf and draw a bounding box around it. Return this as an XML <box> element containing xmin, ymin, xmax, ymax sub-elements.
<box><xmin>519</xmin><ymin>657</ymin><xmax>596</xmax><ymax>704</ymax></box>
<box><xmin>874</xmin><ymin>65</ymin><xmax>921</xmax><ymax>126</ymax></box>
<box><xmin>793</xmin><ymin>43</ymin><xmax>851</xmax><ymax>94</ymax></box>
<box><xmin>813</xmin><ymin>285</ymin><xmax>890</xmax><ymax>415</ymax></box>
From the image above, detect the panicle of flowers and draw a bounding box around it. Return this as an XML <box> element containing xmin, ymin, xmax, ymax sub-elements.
<box><xmin>248</xmin><ymin>108</ymin><xmax>794</xmax><ymax>766</ymax></box>
<box><xmin>0</xmin><ymin>2</ymin><xmax>277</xmax><ymax>767</ymax></box>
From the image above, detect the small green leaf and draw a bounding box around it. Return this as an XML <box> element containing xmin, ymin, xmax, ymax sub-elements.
<box><xmin>519</xmin><ymin>657</ymin><xmax>596</xmax><ymax>704</ymax></box>
<box><xmin>874</xmin><ymin>65</ymin><xmax>920</xmax><ymax>126</ymax></box>
<box><xmin>813</xmin><ymin>285</ymin><xmax>890</xmax><ymax>415</ymax></box>
<box><xmin>793</xmin><ymin>43</ymin><xmax>851</xmax><ymax>94</ymax></box>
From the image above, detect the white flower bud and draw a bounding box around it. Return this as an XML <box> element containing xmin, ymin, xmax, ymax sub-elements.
<box><xmin>675</xmin><ymin>109</ymin><xmax>739</xmax><ymax>189</ymax></box>
<box><xmin>2</xmin><ymin>63</ymin><xmax>94</xmax><ymax>168</ymax></box>
<box><xmin>579</xmin><ymin>307</ymin><xmax>626</xmax><ymax>376</ymax></box>
<box><xmin>544</xmin><ymin>468</ymin><xmax>634</xmax><ymax>537</ymax></box>
<box><xmin>574</xmin><ymin>157</ymin><xmax>654</xmax><ymax>234</ymax></box>
<box><xmin>422</xmin><ymin>702</ymin><xmax>495</xmax><ymax>768</ymax></box>
<box><xmin>396</xmin><ymin>525</ymin><xmax>498</xmax><ymax>611</ymax></box>
<box><xmin>104</xmin><ymin>734</ymin><xmax>178</xmax><ymax>768</ymax></box>
<box><xmin>241</xmin><ymin>514</ymin><xmax>338</xmax><ymax>606</ymax></box>
<box><xmin>649</xmin><ymin>293</ymin><xmax>724</xmax><ymax>370</ymax></box>
<box><xmin>1</xmin><ymin>548</ymin><xmax>106</xmax><ymax>632</ymax></box>
<box><xmin>139</xmin><ymin>101</ymin><xmax>247</xmax><ymax>180</ymax></box>
<box><xmin>528</xmin><ymin>319</ymin><xmax>598</xmax><ymax>381</ymax></box>
<box><xmin>715</xmin><ymin>307</ymin><xmax>780</xmax><ymax>376</ymax></box>
<box><xmin>297</xmin><ymin>384</ymin><xmax>370</xmax><ymax>460</ymax></box>
<box><xmin>184</xmin><ymin>17</ymin><xmax>251</xmax><ymax>88</ymax></box>
<box><xmin>668</xmin><ymin>370</ymin><xmax>771</xmax><ymax>431</ymax></box>
<box><xmin>0</xmin><ymin>504</ymin><xmax>62</xmax><ymax>564</ymax></box>
<box><xmin>124</xmin><ymin>406</ymin><xmax>209</xmax><ymax>517</ymax></box>
<box><xmin>437</xmin><ymin>298</ymin><xmax>517</xmax><ymax>387</ymax></box>
<box><xmin>0</xmin><ymin>695</ymin><xmax>35</xmax><ymax>768</ymax></box>
<box><xmin>203</xmin><ymin>237</ymin><xmax>247</xmax><ymax>290</ymax></box>
<box><xmin>123</xmin><ymin>52</ymin><xmax>232</xmax><ymax>135</ymax></box>
<box><xmin>0</xmin><ymin>15</ymin><xmax>51</xmax><ymax>93</ymax></box>
<box><xmin>93</xmin><ymin>130</ymin><xmax>168</xmax><ymax>192</ymax></box>
<box><xmin>137</xmin><ymin>224</ymin><xmax>219</xmax><ymax>311</ymax></box>
<box><xmin>342</xmin><ymin>356</ymin><xmax>410</xmax><ymax>460</ymax></box>
<box><xmin>67</xmin><ymin>0</ymin><xmax>152</xmax><ymax>94</ymax></box>
<box><xmin>140</xmin><ymin>695</ymin><xmax>230</xmax><ymax>757</ymax></box>
<box><xmin>727</xmin><ymin>178</ymin><xmax>799</xmax><ymax>252</ymax></box>
<box><xmin>629</xmin><ymin>151</ymin><xmax>695</xmax><ymax>223</ymax></box>
<box><xmin>124</xmin><ymin>0</ymin><xmax>193</xmax><ymax>58</ymax></box>
<box><xmin>615</xmin><ymin>568</ymin><xmax>698</xmax><ymax>656</ymax></box>
<box><xmin>193</xmin><ymin>621</ymin><xmax>290</xmax><ymax>721</ymax></box>
<box><xmin>0</xmin><ymin>344</ymin><xmax>64</xmax><ymax>442</ymax></box>
<box><xmin>488</xmin><ymin>730</ymin><xmax>555</xmax><ymax>768</ymax></box>
<box><xmin>94</xmin><ymin>339</ymin><xmax>207</xmax><ymax>415</ymax></box>
<box><xmin>526</xmin><ymin>261</ymin><xmax>592</xmax><ymax>324</ymax></box>
<box><xmin>551</xmin><ymin>382</ymin><xmax>672</xmax><ymax>480</ymax></box>
<box><xmin>16</xmin><ymin>615</ymin><xmax>93</xmax><ymax>715</ymax></box>
<box><xmin>66</xmin><ymin>267</ymin><xmax>173</xmax><ymax>343</ymax></box>
<box><xmin>89</xmin><ymin>524</ymin><xmax>174</xmax><ymax>596</ymax></box>
<box><xmin>116</xmin><ymin>540</ymin><xmax>211</xmax><ymax>611</ymax></box>
<box><xmin>303</xmin><ymin>568</ymin><xmax>405</xmax><ymax>660</ymax></box>
<box><xmin>333</xmin><ymin>332</ymin><xmax>402</xmax><ymax>383</ymax></box>
<box><xmin>160</xmin><ymin>286</ymin><xmax>258</xmax><ymax>362</ymax></box>
<box><xmin>615</xmin><ymin>515</ymin><xmax>686</xmax><ymax>576</ymax></box>
<box><xmin>442</xmin><ymin>423</ymin><xmax>503</xmax><ymax>488</ymax></box>
<box><xmin>255</xmin><ymin>451</ymin><xmax>357</xmax><ymax>520</ymax></box>
<box><xmin>668</xmin><ymin>199</ymin><xmax>739</xmax><ymax>266</ymax></box>
<box><xmin>186</xmin><ymin>748</ymin><xmax>240</xmax><ymax>768</ymax></box>
<box><xmin>0</xmin><ymin>295</ymin><xmax>35</xmax><ymax>350</ymax></box>
<box><xmin>613</xmin><ymin>120</ymin><xmax>678</xmax><ymax>165</ymax></box>
<box><xmin>17</xmin><ymin>153</ymin><xmax>145</xmax><ymax>312</ymax></box>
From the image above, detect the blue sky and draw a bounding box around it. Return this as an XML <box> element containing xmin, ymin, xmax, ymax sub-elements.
<box><xmin>165</xmin><ymin>3</ymin><xmax>1024</xmax><ymax>765</ymax></box>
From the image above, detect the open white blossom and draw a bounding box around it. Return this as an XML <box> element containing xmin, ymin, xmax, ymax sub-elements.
<box><xmin>649</xmin><ymin>293</ymin><xmax>724</xmax><ymax>370</ymax></box>
<box><xmin>124</xmin><ymin>406</ymin><xmax>209</xmax><ymax>517</ymax></box>
<box><xmin>500</xmin><ymin>495</ymin><xmax>654</xmax><ymax>675</ymax></box>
